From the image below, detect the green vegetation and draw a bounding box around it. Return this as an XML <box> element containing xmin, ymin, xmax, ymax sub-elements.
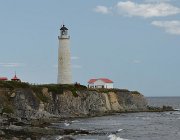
<box><xmin>31</xmin><ymin>83</ymin><xmax>87</xmax><ymax>96</ymax></box>
<box><xmin>35</xmin><ymin>91</ymin><xmax>49</xmax><ymax>103</ymax></box>
<box><xmin>131</xmin><ymin>91</ymin><xmax>141</xmax><ymax>95</ymax></box>
<box><xmin>0</xmin><ymin>81</ymin><xmax>30</xmax><ymax>89</ymax></box>
<box><xmin>0</xmin><ymin>81</ymin><xmax>88</xmax><ymax>103</ymax></box>
<box><xmin>0</xmin><ymin>81</ymin><xmax>141</xmax><ymax>98</ymax></box>
<box><xmin>0</xmin><ymin>81</ymin><xmax>86</xmax><ymax>94</ymax></box>
<box><xmin>147</xmin><ymin>105</ymin><xmax>174</xmax><ymax>112</ymax></box>
<box><xmin>88</xmin><ymin>88</ymin><xmax>129</xmax><ymax>93</ymax></box>
<box><xmin>29</xmin><ymin>84</ymin><xmax>87</xmax><ymax>101</ymax></box>
<box><xmin>2</xmin><ymin>106</ymin><xmax>14</xmax><ymax>114</ymax></box>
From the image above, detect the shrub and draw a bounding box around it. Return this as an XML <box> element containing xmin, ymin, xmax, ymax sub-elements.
<box><xmin>2</xmin><ymin>106</ymin><xmax>14</xmax><ymax>114</ymax></box>
<box><xmin>0</xmin><ymin>81</ymin><xmax>30</xmax><ymax>89</ymax></box>
<box><xmin>131</xmin><ymin>91</ymin><xmax>141</xmax><ymax>95</ymax></box>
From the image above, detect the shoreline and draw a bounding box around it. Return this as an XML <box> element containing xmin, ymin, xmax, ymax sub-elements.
<box><xmin>0</xmin><ymin>106</ymin><xmax>176</xmax><ymax>140</ymax></box>
<box><xmin>0</xmin><ymin>82</ymin><xmax>176</xmax><ymax>139</ymax></box>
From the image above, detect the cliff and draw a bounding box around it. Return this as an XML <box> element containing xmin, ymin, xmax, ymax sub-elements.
<box><xmin>0</xmin><ymin>81</ymin><xmax>147</xmax><ymax>119</ymax></box>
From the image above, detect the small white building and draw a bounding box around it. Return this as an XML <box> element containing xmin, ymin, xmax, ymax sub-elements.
<box><xmin>88</xmin><ymin>78</ymin><xmax>113</xmax><ymax>89</ymax></box>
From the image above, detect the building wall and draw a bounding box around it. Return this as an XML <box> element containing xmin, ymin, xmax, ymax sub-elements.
<box><xmin>88</xmin><ymin>83</ymin><xmax>94</xmax><ymax>88</ymax></box>
<box><xmin>104</xmin><ymin>83</ymin><xmax>113</xmax><ymax>88</ymax></box>
<box><xmin>57</xmin><ymin>35</ymin><xmax>72</xmax><ymax>84</ymax></box>
<box><xmin>94</xmin><ymin>80</ymin><xmax>105</xmax><ymax>86</ymax></box>
<box><xmin>88</xmin><ymin>80</ymin><xmax>113</xmax><ymax>89</ymax></box>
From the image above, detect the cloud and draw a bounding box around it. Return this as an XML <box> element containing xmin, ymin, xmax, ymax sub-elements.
<box><xmin>145</xmin><ymin>0</ymin><xmax>171</xmax><ymax>2</ymax></box>
<box><xmin>71</xmin><ymin>56</ymin><xmax>80</xmax><ymax>60</ymax></box>
<box><xmin>116</xmin><ymin>1</ymin><xmax>180</xmax><ymax>18</ymax></box>
<box><xmin>133</xmin><ymin>60</ymin><xmax>141</xmax><ymax>64</ymax></box>
<box><xmin>152</xmin><ymin>20</ymin><xmax>180</xmax><ymax>35</ymax></box>
<box><xmin>0</xmin><ymin>63</ymin><xmax>24</xmax><ymax>67</ymax></box>
<box><xmin>94</xmin><ymin>5</ymin><xmax>111</xmax><ymax>14</ymax></box>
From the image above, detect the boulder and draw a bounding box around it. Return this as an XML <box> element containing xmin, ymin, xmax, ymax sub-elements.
<box><xmin>0</xmin><ymin>130</ymin><xmax>5</xmax><ymax>136</ymax></box>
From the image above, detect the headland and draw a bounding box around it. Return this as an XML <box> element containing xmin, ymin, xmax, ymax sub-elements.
<box><xmin>0</xmin><ymin>81</ymin><xmax>174</xmax><ymax>139</ymax></box>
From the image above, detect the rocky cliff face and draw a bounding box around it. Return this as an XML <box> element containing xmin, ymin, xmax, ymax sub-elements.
<box><xmin>0</xmin><ymin>83</ymin><xmax>147</xmax><ymax>119</ymax></box>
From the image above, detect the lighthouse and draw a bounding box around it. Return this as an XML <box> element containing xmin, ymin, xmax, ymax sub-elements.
<box><xmin>57</xmin><ymin>25</ymin><xmax>72</xmax><ymax>84</ymax></box>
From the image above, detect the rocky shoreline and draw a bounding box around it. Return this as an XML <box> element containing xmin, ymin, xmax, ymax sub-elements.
<box><xmin>0</xmin><ymin>81</ymin><xmax>175</xmax><ymax>139</ymax></box>
<box><xmin>0</xmin><ymin>106</ymin><xmax>175</xmax><ymax>140</ymax></box>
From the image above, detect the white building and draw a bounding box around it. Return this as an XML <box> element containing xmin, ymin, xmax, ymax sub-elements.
<box><xmin>88</xmin><ymin>78</ymin><xmax>114</xmax><ymax>89</ymax></box>
<box><xmin>57</xmin><ymin>25</ymin><xmax>72</xmax><ymax>84</ymax></box>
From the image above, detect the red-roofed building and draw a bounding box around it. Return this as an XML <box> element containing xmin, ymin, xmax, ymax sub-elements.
<box><xmin>11</xmin><ymin>74</ymin><xmax>21</xmax><ymax>82</ymax></box>
<box><xmin>0</xmin><ymin>77</ymin><xmax>8</xmax><ymax>81</ymax></box>
<box><xmin>88</xmin><ymin>78</ymin><xmax>113</xmax><ymax>89</ymax></box>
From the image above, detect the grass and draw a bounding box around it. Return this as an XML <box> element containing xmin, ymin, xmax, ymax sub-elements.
<box><xmin>31</xmin><ymin>83</ymin><xmax>87</xmax><ymax>95</ymax></box>
<box><xmin>0</xmin><ymin>81</ymin><xmax>30</xmax><ymax>90</ymax></box>
<box><xmin>88</xmin><ymin>88</ymin><xmax>129</xmax><ymax>93</ymax></box>
<box><xmin>2</xmin><ymin>105</ymin><xmax>14</xmax><ymax>114</ymax></box>
<box><xmin>131</xmin><ymin>91</ymin><xmax>141</xmax><ymax>95</ymax></box>
<box><xmin>30</xmin><ymin>84</ymin><xmax>87</xmax><ymax>100</ymax></box>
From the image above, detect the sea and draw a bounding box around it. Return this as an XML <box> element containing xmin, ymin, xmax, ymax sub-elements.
<box><xmin>45</xmin><ymin>97</ymin><xmax>180</xmax><ymax>140</ymax></box>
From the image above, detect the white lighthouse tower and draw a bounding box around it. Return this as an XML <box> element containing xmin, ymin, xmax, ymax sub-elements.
<box><xmin>57</xmin><ymin>24</ymin><xmax>72</xmax><ymax>84</ymax></box>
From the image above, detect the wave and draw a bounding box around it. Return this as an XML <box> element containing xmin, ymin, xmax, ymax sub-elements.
<box><xmin>117</xmin><ymin>129</ymin><xmax>123</xmax><ymax>132</ymax></box>
<box><xmin>71</xmin><ymin>120</ymin><xmax>80</xmax><ymax>123</ymax></box>
<box><xmin>108</xmin><ymin>134</ymin><xmax>130</xmax><ymax>140</ymax></box>
<box><xmin>135</xmin><ymin>116</ymin><xmax>151</xmax><ymax>120</ymax></box>
<box><xmin>173</xmin><ymin>112</ymin><xmax>180</xmax><ymax>115</ymax></box>
<box><xmin>142</xmin><ymin>117</ymin><xmax>151</xmax><ymax>120</ymax></box>
<box><xmin>77</xmin><ymin>138</ymin><xmax>98</xmax><ymax>140</ymax></box>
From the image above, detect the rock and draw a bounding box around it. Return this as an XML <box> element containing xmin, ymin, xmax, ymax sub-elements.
<box><xmin>0</xmin><ymin>85</ymin><xmax>148</xmax><ymax>120</ymax></box>
<box><xmin>9</xmin><ymin>125</ymin><xmax>23</xmax><ymax>131</ymax></box>
<box><xmin>26</xmin><ymin>104</ymin><xmax>32</xmax><ymax>110</ymax></box>
<box><xmin>20</xmin><ymin>94</ymin><xmax>25</xmax><ymax>100</ymax></box>
<box><xmin>26</xmin><ymin>138</ymin><xmax>31</xmax><ymax>140</ymax></box>
<box><xmin>60</xmin><ymin>136</ymin><xmax>75</xmax><ymax>140</ymax></box>
<box><xmin>162</xmin><ymin>105</ymin><xmax>174</xmax><ymax>111</ymax></box>
<box><xmin>108</xmin><ymin>92</ymin><xmax>123</xmax><ymax>111</ymax></box>
<box><xmin>0</xmin><ymin>130</ymin><xmax>5</xmax><ymax>136</ymax></box>
<box><xmin>24</xmin><ymin>126</ymin><xmax>63</xmax><ymax>135</ymax></box>
<box><xmin>12</xmin><ymin>137</ymin><xmax>19</xmax><ymax>140</ymax></box>
<box><xmin>42</xmin><ymin>88</ymin><xmax>49</xmax><ymax>96</ymax></box>
<box><xmin>39</xmin><ymin>102</ymin><xmax>45</xmax><ymax>111</ymax></box>
<box><xmin>10</xmin><ymin>92</ymin><xmax>16</xmax><ymax>98</ymax></box>
<box><xmin>34</xmin><ymin>110</ymin><xmax>54</xmax><ymax>119</ymax></box>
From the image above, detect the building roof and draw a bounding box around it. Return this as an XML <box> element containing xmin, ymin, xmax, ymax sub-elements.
<box><xmin>88</xmin><ymin>78</ymin><xmax>113</xmax><ymax>84</ymax></box>
<box><xmin>0</xmin><ymin>77</ymin><xmax>8</xmax><ymax>80</ymax></box>
<box><xmin>88</xmin><ymin>79</ymin><xmax>97</xmax><ymax>84</ymax></box>
<box><xmin>60</xmin><ymin>25</ymin><xmax>68</xmax><ymax>30</ymax></box>
<box><xmin>99</xmin><ymin>78</ymin><xmax>113</xmax><ymax>83</ymax></box>
<box><xmin>11</xmin><ymin>74</ymin><xmax>20</xmax><ymax>81</ymax></box>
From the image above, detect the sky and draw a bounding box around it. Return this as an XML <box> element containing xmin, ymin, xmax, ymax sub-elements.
<box><xmin>0</xmin><ymin>0</ymin><xmax>180</xmax><ymax>97</ymax></box>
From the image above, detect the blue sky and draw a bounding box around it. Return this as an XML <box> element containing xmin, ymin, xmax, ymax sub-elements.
<box><xmin>0</xmin><ymin>0</ymin><xmax>180</xmax><ymax>96</ymax></box>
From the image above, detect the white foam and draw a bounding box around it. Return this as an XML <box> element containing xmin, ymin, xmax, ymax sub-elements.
<box><xmin>117</xmin><ymin>129</ymin><xmax>123</xmax><ymax>132</ymax></box>
<box><xmin>77</xmin><ymin>139</ymin><xmax>98</xmax><ymax>140</ymax></box>
<box><xmin>71</xmin><ymin>120</ymin><xmax>80</xmax><ymax>123</ymax></box>
<box><xmin>142</xmin><ymin>117</ymin><xmax>151</xmax><ymax>120</ymax></box>
<box><xmin>108</xmin><ymin>134</ymin><xmax>129</xmax><ymax>140</ymax></box>
<box><xmin>64</xmin><ymin>122</ymin><xmax>70</xmax><ymax>126</ymax></box>
<box><xmin>165</xmin><ymin>112</ymin><xmax>171</xmax><ymax>115</ymax></box>
<box><xmin>55</xmin><ymin>136</ymin><xmax>63</xmax><ymax>140</ymax></box>
<box><xmin>173</xmin><ymin>112</ymin><xmax>180</xmax><ymax>115</ymax></box>
<box><xmin>80</xmin><ymin>128</ymin><xmax>87</xmax><ymax>130</ymax></box>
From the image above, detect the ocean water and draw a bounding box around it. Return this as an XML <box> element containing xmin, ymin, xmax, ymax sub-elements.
<box><xmin>48</xmin><ymin>97</ymin><xmax>180</xmax><ymax>140</ymax></box>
